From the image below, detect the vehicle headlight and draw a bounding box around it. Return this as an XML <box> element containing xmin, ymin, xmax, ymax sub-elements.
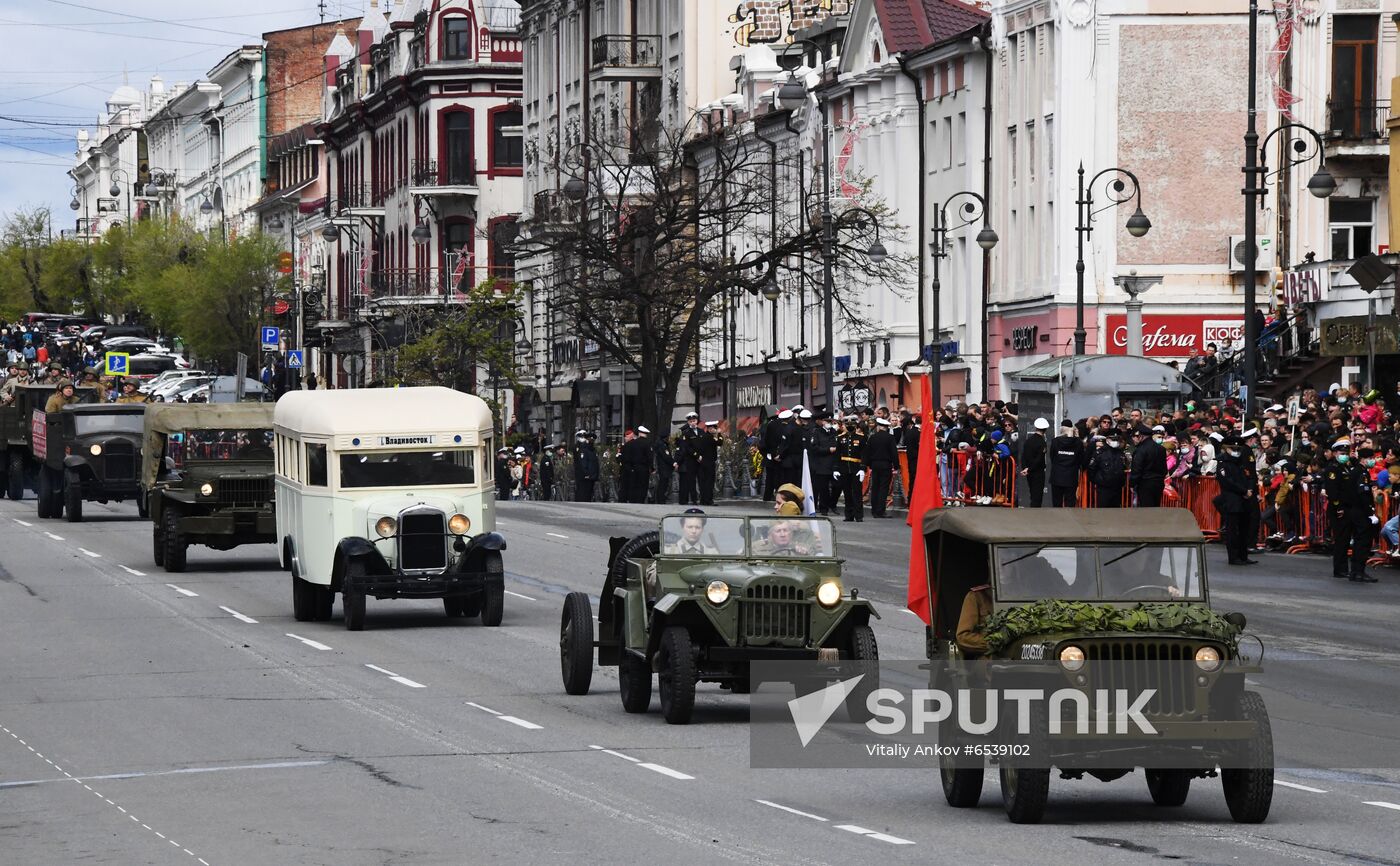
<box><xmin>448</xmin><ymin>513</ymin><xmax>471</xmax><ymax>535</ymax></box>
<box><xmin>89</xmin><ymin>443</ymin><xmax>102</xmax><ymax>456</ymax></box>
<box><xmin>199</xmin><ymin>482</ymin><xmax>214</xmax><ymax>497</ymax></box>
<box><xmin>1194</xmin><ymin>646</ymin><xmax>1222</xmax><ymax>672</ymax></box>
<box><xmin>1059</xmin><ymin>645</ymin><xmax>1086</xmax><ymax>672</ymax></box>
<box><xmin>815</xmin><ymin>579</ymin><xmax>842</xmax><ymax>608</ymax></box>
<box><xmin>705</xmin><ymin>579</ymin><xmax>730</xmax><ymax>605</ymax></box>
<box><xmin>375</xmin><ymin>516</ymin><xmax>397</xmax><ymax>538</ymax></box>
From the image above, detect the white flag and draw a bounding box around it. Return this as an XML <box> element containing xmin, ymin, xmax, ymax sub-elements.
<box><xmin>800</xmin><ymin>450</ymin><xmax>817</xmax><ymax>515</ymax></box>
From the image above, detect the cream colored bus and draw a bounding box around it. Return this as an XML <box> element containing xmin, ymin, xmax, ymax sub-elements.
<box><xmin>273</xmin><ymin>386</ymin><xmax>506</xmax><ymax>630</ymax></box>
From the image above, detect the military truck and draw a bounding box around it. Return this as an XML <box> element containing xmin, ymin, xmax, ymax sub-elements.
<box><xmin>143</xmin><ymin>403</ymin><xmax>277</xmax><ymax>572</ymax></box>
<box><xmin>0</xmin><ymin>383</ymin><xmax>99</xmax><ymax>504</ymax></box>
<box><xmin>31</xmin><ymin>402</ymin><xmax>146</xmax><ymax>521</ymax></box>
<box><xmin>919</xmin><ymin>508</ymin><xmax>1271</xmax><ymax>825</ymax></box>
<box><xmin>559</xmin><ymin>513</ymin><xmax>880</xmax><ymax>725</ymax></box>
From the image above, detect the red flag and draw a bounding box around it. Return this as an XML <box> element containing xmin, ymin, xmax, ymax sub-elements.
<box><xmin>905</xmin><ymin>374</ymin><xmax>944</xmax><ymax>624</ymax></box>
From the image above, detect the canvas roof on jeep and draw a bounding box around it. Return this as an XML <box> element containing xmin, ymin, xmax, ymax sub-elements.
<box><xmin>923</xmin><ymin>508</ymin><xmax>1202</xmax><ymax>545</ymax></box>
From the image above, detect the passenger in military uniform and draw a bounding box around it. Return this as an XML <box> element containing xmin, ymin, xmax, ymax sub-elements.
<box><xmin>114</xmin><ymin>378</ymin><xmax>147</xmax><ymax>404</ymax></box>
<box><xmin>676</xmin><ymin>412</ymin><xmax>702</xmax><ymax>505</ymax></box>
<box><xmin>1214</xmin><ymin>435</ymin><xmax>1257</xmax><ymax>565</ymax></box>
<box><xmin>864</xmin><ymin>416</ymin><xmax>897</xmax><ymax>518</ymax></box>
<box><xmin>619</xmin><ymin>426</ymin><xmax>653</xmax><ymax>504</ymax></box>
<box><xmin>651</xmin><ymin>433</ymin><xmax>674</xmax><ymax>504</ymax></box>
<box><xmin>1086</xmin><ymin>430</ymin><xmax>1128</xmax><ymax>508</ymax></box>
<box><xmin>697</xmin><ymin>420</ymin><xmax>720</xmax><ymax>505</ymax></box>
<box><xmin>807</xmin><ymin>410</ymin><xmax>838</xmax><ymax>515</ymax></box>
<box><xmin>836</xmin><ymin>415</ymin><xmax>866</xmax><ymax>522</ymax></box>
<box><xmin>955</xmin><ymin>585</ymin><xmax>993</xmax><ymax>656</ymax></box>
<box><xmin>44</xmin><ymin>380</ymin><xmax>77</xmax><ymax>413</ymax></box>
<box><xmin>1323</xmin><ymin>438</ymin><xmax>1378</xmax><ymax>582</ymax></box>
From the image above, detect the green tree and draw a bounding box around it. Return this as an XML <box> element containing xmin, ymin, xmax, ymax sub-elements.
<box><xmin>0</xmin><ymin>207</ymin><xmax>54</xmax><ymax>315</ymax></box>
<box><xmin>395</xmin><ymin>281</ymin><xmax>523</xmax><ymax>401</ymax></box>
<box><xmin>173</xmin><ymin>232</ymin><xmax>282</xmax><ymax>367</ymax></box>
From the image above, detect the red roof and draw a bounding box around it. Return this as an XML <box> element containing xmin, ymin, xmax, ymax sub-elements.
<box><xmin>871</xmin><ymin>0</ymin><xmax>989</xmax><ymax>54</ymax></box>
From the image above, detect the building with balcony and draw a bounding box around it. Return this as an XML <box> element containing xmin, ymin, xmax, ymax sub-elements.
<box><xmin>69</xmin><ymin>78</ymin><xmax>170</xmax><ymax>241</ymax></box>
<box><xmin>315</xmin><ymin>0</ymin><xmax>524</xmax><ymax>391</ymax></box>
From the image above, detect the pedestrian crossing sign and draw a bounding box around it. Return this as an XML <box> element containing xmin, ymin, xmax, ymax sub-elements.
<box><xmin>287</xmin><ymin>350</ymin><xmax>304</xmax><ymax>369</ymax></box>
<box><xmin>105</xmin><ymin>352</ymin><xmax>129</xmax><ymax>376</ymax></box>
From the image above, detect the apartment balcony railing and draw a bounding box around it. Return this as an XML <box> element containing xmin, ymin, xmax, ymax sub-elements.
<box><xmin>411</xmin><ymin>159</ymin><xmax>439</xmax><ymax>186</ymax></box>
<box><xmin>530</xmin><ymin>189</ymin><xmax>579</xmax><ymax>226</ymax></box>
<box><xmin>1325</xmin><ymin>98</ymin><xmax>1390</xmax><ymax>143</ymax></box>
<box><xmin>590</xmin><ymin>34</ymin><xmax>662</xmax><ymax>81</ymax></box>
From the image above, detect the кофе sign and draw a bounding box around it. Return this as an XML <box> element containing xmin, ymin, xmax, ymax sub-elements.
<box><xmin>1103</xmin><ymin>314</ymin><xmax>1245</xmax><ymax>357</ymax></box>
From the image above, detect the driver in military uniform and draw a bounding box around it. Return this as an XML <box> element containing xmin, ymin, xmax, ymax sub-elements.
<box><xmin>1324</xmin><ymin>438</ymin><xmax>1379</xmax><ymax>582</ymax></box>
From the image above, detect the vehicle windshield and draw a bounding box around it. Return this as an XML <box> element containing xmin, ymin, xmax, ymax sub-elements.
<box><xmin>169</xmin><ymin>428</ymin><xmax>273</xmax><ymax>465</ymax></box>
<box><xmin>660</xmin><ymin>515</ymin><xmax>747</xmax><ymax>555</ymax></box>
<box><xmin>750</xmin><ymin>516</ymin><xmax>835</xmax><ymax>558</ymax></box>
<box><xmin>72</xmin><ymin>413</ymin><xmax>145</xmax><ymax>436</ymax></box>
<box><xmin>339</xmin><ymin>449</ymin><xmax>476</xmax><ymax>488</ymax></box>
<box><xmin>996</xmin><ymin>545</ymin><xmax>1203</xmax><ymax>601</ymax></box>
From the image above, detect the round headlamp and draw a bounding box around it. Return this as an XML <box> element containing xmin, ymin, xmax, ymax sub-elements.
<box><xmin>199</xmin><ymin>482</ymin><xmax>214</xmax><ymax>496</ymax></box>
<box><xmin>815</xmin><ymin>579</ymin><xmax>842</xmax><ymax>608</ymax></box>
<box><xmin>1194</xmin><ymin>646</ymin><xmax>1222</xmax><ymax>672</ymax></box>
<box><xmin>89</xmin><ymin>443</ymin><xmax>102</xmax><ymax>456</ymax></box>
<box><xmin>1059</xmin><ymin>645</ymin><xmax>1086</xmax><ymax>672</ymax></box>
<box><xmin>705</xmin><ymin>579</ymin><xmax>730</xmax><ymax>605</ymax></box>
<box><xmin>448</xmin><ymin>513</ymin><xmax>471</xmax><ymax>535</ymax></box>
<box><xmin>375</xmin><ymin>516</ymin><xmax>397</xmax><ymax>538</ymax></box>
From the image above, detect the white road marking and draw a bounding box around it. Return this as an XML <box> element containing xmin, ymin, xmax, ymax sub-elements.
<box><xmin>1276</xmin><ymin>780</ymin><xmax>1328</xmax><ymax>793</ymax></box>
<box><xmin>466</xmin><ymin>701</ymin><xmax>501</xmax><ymax>715</ymax></box>
<box><xmin>218</xmin><ymin>605</ymin><xmax>258</xmax><ymax>624</ymax></box>
<box><xmin>832</xmin><ymin>823</ymin><xmax>915</xmax><ymax>844</ymax></box>
<box><xmin>119</xmin><ymin>565</ymin><xmax>146</xmax><ymax>576</ymax></box>
<box><xmin>44</xmin><ymin>532</ymin><xmax>63</xmax><ymax>541</ymax></box>
<box><xmin>638</xmin><ymin>762</ymin><xmax>694</xmax><ymax>780</ymax></box>
<box><xmin>285</xmin><ymin>633</ymin><xmax>332</xmax><ymax>651</ymax></box>
<box><xmin>390</xmin><ymin>676</ymin><xmax>426</xmax><ymax>689</ymax></box>
<box><xmin>498</xmin><ymin>715</ymin><xmax>543</xmax><ymax>730</ymax></box>
<box><xmin>13</xmin><ymin>519</ymin><xmax>32</xmax><ymax>527</ymax></box>
<box><xmin>546</xmin><ymin>532</ymin><xmax>569</xmax><ymax>539</ymax></box>
<box><xmin>166</xmin><ymin>584</ymin><xmax>198</xmax><ymax>598</ymax></box>
<box><xmin>504</xmin><ymin>589</ymin><xmax>536</xmax><ymax>601</ymax></box>
<box><xmin>1364</xmin><ymin>801</ymin><xmax>1400</xmax><ymax>812</ymax></box>
<box><xmin>755</xmin><ymin>799</ymin><xmax>828</xmax><ymax>822</ymax></box>
<box><xmin>79</xmin><ymin>548</ymin><xmax>101</xmax><ymax>558</ymax></box>
<box><xmin>589</xmin><ymin>744</ymin><xmax>640</xmax><ymax>763</ymax></box>
<box><xmin>365</xmin><ymin>664</ymin><xmax>400</xmax><ymax>677</ymax></box>
<box><xmin>0</xmin><ymin>759</ymin><xmax>330</xmax><ymax>788</ymax></box>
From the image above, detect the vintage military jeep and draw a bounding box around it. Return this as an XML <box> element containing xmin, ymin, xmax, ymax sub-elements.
<box><xmin>920</xmin><ymin>508</ymin><xmax>1270</xmax><ymax>825</ymax></box>
<box><xmin>559</xmin><ymin>514</ymin><xmax>880</xmax><ymax>725</ymax></box>
<box><xmin>143</xmin><ymin>403</ymin><xmax>277</xmax><ymax>572</ymax></box>
<box><xmin>31</xmin><ymin>402</ymin><xmax>146</xmax><ymax>521</ymax></box>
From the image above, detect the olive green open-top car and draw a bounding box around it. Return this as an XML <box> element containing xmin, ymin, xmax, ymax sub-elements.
<box><xmin>920</xmin><ymin>508</ymin><xmax>1270</xmax><ymax>825</ymax></box>
<box><xmin>558</xmin><ymin>513</ymin><xmax>879</xmax><ymax>724</ymax></box>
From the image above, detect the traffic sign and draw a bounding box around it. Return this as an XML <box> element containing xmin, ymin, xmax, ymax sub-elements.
<box><xmin>287</xmin><ymin>350</ymin><xmax>304</xmax><ymax>369</ymax></box>
<box><xmin>260</xmin><ymin>326</ymin><xmax>280</xmax><ymax>351</ymax></box>
<box><xmin>105</xmin><ymin>352</ymin><xmax>130</xmax><ymax>376</ymax></box>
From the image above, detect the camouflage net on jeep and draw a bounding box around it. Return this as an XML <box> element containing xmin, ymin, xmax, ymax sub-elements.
<box><xmin>976</xmin><ymin>600</ymin><xmax>1243</xmax><ymax>654</ymax></box>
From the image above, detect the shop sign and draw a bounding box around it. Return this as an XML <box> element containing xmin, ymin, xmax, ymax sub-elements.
<box><xmin>1319</xmin><ymin>315</ymin><xmax>1400</xmax><ymax>357</ymax></box>
<box><xmin>1011</xmin><ymin>325</ymin><xmax>1039</xmax><ymax>352</ymax></box>
<box><xmin>736</xmin><ymin>384</ymin><xmax>772</xmax><ymax>409</ymax></box>
<box><xmin>1282</xmin><ymin>269</ymin><xmax>1325</xmax><ymax>306</ymax></box>
<box><xmin>1104</xmin><ymin>314</ymin><xmax>1245</xmax><ymax>357</ymax></box>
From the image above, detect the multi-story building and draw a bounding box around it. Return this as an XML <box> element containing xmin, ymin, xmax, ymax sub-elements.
<box><xmin>315</xmin><ymin>0</ymin><xmax>525</xmax><ymax>393</ymax></box>
<box><xmin>69</xmin><ymin>78</ymin><xmax>169</xmax><ymax>241</ymax></box>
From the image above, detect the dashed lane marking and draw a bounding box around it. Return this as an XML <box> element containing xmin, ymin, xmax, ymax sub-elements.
<box><xmin>465</xmin><ymin>701</ymin><xmax>501</xmax><ymax>715</ymax></box>
<box><xmin>1364</xmin><ymin>801</ymin><xmax>1400</xmax><ymax>812</ymax></box>
<box><xmin>285</xmin><ymin>633</ymin><xmax>332</xmax><ymax>651</ymax></box>
<box><xmin>546</xmin><ymin>532</ymin><xmax>569</xmax><ymax>539</ymax></box>
<box><xmin>44</xmin><ymin>532</ymin><xmax>63</xmax><ymax>541</ymax></box>
<box><xmin>0</xmin><ymin>759</ymin><xmax>330</xmax><ymax>789</ymax></box>
<box><xmin>834</xmin><ymin>824</ymin><xmax>916</xmax><ymax>845</ymax></box>
<box><xmin>13</xmin><ymin>519</ymin><xmax>32</xmax><ymax>527</ymax></box>
<box><xmin>589</xmin><ymin>744</ymin><xmax>640</xmax><ymax>762</ymax></box>
<box><xmin>166</xmin><ymin>584</ymin><xmax>198</xmax><ymax>598</ymax></box>
<box><xmin>638</xmin><ymin>763</ymin><xmax>694</xmax><ymax>780</ymax></box>
<box><xmin>754</xmin><ymin>800</ymin><xmax>828</xmax><ymax>822</ymax></box>
<box><xmin>504</xmin><ymin>589</ymin><xmax>536</xmax><ymax>601</ymax></box>
<box><xmin>364</xmin><ymin>664</ymin><xmax>425</xmax><ymax>688</ymax></box>
<box><xmin>119</xmin><ymin>565</ymin><xmax>146</xmax><ymax>577</ymax></box>
<box><xmin>1276</xmin><ymin>780</ymin><xmax>1328</xmax><ymax>793</ymax></box>
<box><xmin>218</xmin><ymin>606</ymin><xmax>257</xmax><ymax>624</ymax></box>
<box><xmin>79</xmin><ymin>548</ymin><xmax>101</xmax><ymax>558</ymax></box>
<box><xmin>498</xmin><ymin>715</ymin><xmax>543</xmax><ymax>730</ymax></box>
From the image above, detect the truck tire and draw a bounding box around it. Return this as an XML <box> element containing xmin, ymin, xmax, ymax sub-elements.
<box><xmin>658</xmin><ymin>626</ymin><xmax>697</xmax><ymax>725</ymax></box>
<box><xmin>163</xmin><ymin>507</ymin><xmax>187</xmax><ymax>572</ymax></box>
<box><xmin>343</xmin><ymin>587</ymin><xmax>366</xmax><ymax>631</ymax></box>
<box><xmin>63</xmin><ymin>470</ymin><xmax>83</xmax><ymax>523</ymax></box>
<box><xmin>292</xmin><ymin>575</ymin><xmax>313</xmax><ymax>622</ymax></box>
<box><xmin>152</xmin><ymin>520</ymin><xmax>166</xmax><ymax>566</ymax></box>
<box><xmin>6</xmin><ymin>452</ymin><xmax>23</xmax><ymax>500</ymax></box>
<box><xmin>136</xmin><ymin>491</ymin><xmax>149</xmax><ymax>519</ymax></box>
<box><xmin>619</xmin><ymin>653</ymin><xmax>652</xmax><ymax>713</ymax></box>
<box><xmin>480</xmin><ymin>552</ymin><xmax>504</xmax><ymax>627</ymax></box>
<box><xmin>36</xmin><ymin>467</ymin><xmax>52</xmax><ymax>519</ymax></box>
<box><xmin>940</xmin><ymin>711</ymin><xmax>985</xmax><ymax>807</ymax></box>
<box><xmin>1000</xmin><ymin>704</ymin><xmax>1050</xmax><ymax>824</ymax></box>
<box><xmin>1146</xmin><ymin>769</ymin><xmax>1192</xmax><ymax>806</ymax></box>
<box><xmin>845</xmin><ymin>624</ymin><xmax>879</xmax><ymax>723</ymax></box>
<box><xmin>313</xmin><ymin>583</ymin><xmax>334</xmax><ymax>621</ymax></box>
<box><xmin>560</xmin><ymin>592</ymin><xmax>594</xmax><ymax>695</ymax></box>
<box><xmin>1222</xmin><ymin>691</ymin><xmax>1273</xmax><ymax>824</ymax></box>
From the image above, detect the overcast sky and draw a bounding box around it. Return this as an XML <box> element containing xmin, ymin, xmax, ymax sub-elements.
<box><xmin>0</xmin><ymin>0</ymin><xmax>369</xmax><ymax>232</ymax></box>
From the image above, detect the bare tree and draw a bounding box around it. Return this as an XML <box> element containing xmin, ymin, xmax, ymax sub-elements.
<box><xmin>514</xmin><ymin>111</ymin><xmax>911</xmax><ymax>432</ymax></box>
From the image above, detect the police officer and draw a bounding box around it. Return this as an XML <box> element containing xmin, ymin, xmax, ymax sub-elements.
<box><xmin>676</xmin><ymin>412</ymin><xmax>702</xmax><ymax>505</ymax></box>
<box><xmin>1129</xmin><ymin>423</ymin><xmax>1168</xmax><ymax>507</ymax></box>
<box><xmin>836</xmin><ymin>415</ymin><xmax>866</xmax><ymax>522</ymax></box>
<box><xmin>573</xmin><ymin>431</ymin><xmax>600</xmax><ymax>502</ymax></box>
<box><xmin>760</xmin><ymin>410</ymin><xmax>788</xmax><ymax>501</ymax></box>
<box><xmin>778</xmin><ymin>409</ymin><xmax>803</xmax><ymax>490</ymax></box>
<box><xmin>1238</xmin><ymin>430</ymin><xmax>1262</xmax><ymax>556</ymax></box>
<box><xmin>1323</xmin><ymin>438</ymin><xmax>1378</xmax><ymax>582</ymax></box>
<box><xmin>1215</xmin><ymin>435</ymin><xmax>1256</xmax><ymax>565</ymax></box>
<box><xmin>494</xmin><ymin>447</ymin><xmax>511</xmax><ymax>501</ymax></box>
<box><xmin>1087</xmin><ymin>429</ymin><xmax>1128</xmax><ymax>508</ymax></box>
<box><xmin>651</xmin><ymin>432</ymin><xmax>674</xmax><ymax>504</ymax></box>
<box><xmin>1019</xmin><ymin>417</ymin><xmax>1049</xmax><ymax>507</ymax></box>
<box><xmin>697</xmin><ymin>420</ymin><xmax>720</xmax><ymax>505</ymax></box>
<box><xmin>1048</xmin><ymin>420</ymin><xmax>1084</xmax><ymax>508</ymax></box>
<box><xmin>539</xmin><ymin>444</ymin><xmax>557</xmax><ymax>502</ymax></box>
<box><xmin>807</xmin><ymin>410</ymin><xmax>838</xmax><ymax>515</ymax></box>
<box><xmin>620</xmin><ymin>426</ymin><xmax>652</xmax><ymax>504</ymax></box>
<box><xmin>864</xmin><ymin>416</ymin><xmax>897</xmax><ymax>518</ymax></box>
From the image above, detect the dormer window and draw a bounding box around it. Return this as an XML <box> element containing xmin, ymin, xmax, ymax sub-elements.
<box><xmin>443</xmin><ymin>18</ymin><xmax>472</xmax><ymax>60</ymax></box>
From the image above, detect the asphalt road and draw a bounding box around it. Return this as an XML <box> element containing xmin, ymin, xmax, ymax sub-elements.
<box><xmin>2</xmin><ymin>494</ymin><xmax>1399</xmax><ymax>865</ymax></box>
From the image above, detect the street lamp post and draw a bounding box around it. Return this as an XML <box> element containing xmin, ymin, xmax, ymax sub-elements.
<box><xmin>1074</xmin><ymin>165</ymin><xmax>1153</xmax><ymax>355</ymax></box>
<box><xmin>929</xmin><ymin>191</ymin><xmax>998</xmax><ymax>408</ymax></box>
<box><xmin>109</xmin><ymin>168</ymin><xmax>132</xmax><ymax>226</ymax></box>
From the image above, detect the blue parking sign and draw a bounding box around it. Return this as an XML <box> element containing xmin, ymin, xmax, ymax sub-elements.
<box><xmin>260</xmin><ymin>326</ymin><xmax>280</xmax><ymax>350</ymax></box>
<box><xmin>287</xmin><ymin>350</ymin><xmax>304</xmax><ymax>369</ymax></box>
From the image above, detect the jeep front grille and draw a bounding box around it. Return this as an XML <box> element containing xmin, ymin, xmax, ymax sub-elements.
<box><xmin>216</xmin><ymin>476</ymin><xmax>273</xmax><ymax>507</ymax></box>
<box><xmin>1079</xmin><ymin>641</ymin><xmax>1199</xmax><ymax>717</ymax></box>
<box><xmin>398</xmin><ymin>510</ymin><xmax>447</xmax><ymax>571</ymax></box>
<box><xmin>102</xmin><ymin>441</ymin><xmax>136</xmax><ymax>481</ymax></box>
<box><xmin>741</xmin><ymin>584</ymin><xmax>809</xmax><ymax>645</ymax></box>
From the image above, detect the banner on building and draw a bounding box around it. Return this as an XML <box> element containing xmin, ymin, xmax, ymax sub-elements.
<box><xmin>1104</xmin><ymin>314</ymin><xmax>1245</xmax><ymax>358</ymax></box>
<box><xmin>1281</xmin><ymin>268</ymin><xmax>1325</xmax><ymax>306</ymax></box>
